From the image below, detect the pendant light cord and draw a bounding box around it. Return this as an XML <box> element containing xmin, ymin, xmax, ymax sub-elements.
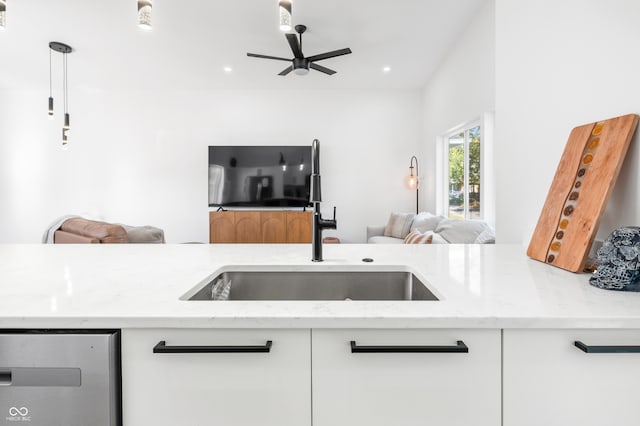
<box><xmin>63</xmin><ymin>52</ymin><xmax>68</xmax><ymax>114</ymax></box>
<box><xmin>49</xmin><ymin>49</ymin><xmax>52</xmax><ymax>98</ymax></box>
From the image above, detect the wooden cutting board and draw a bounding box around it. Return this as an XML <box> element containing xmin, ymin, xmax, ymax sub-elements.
<box><xmin>527</xmin><ymin>114</ymin><xmax>639</xmax><ymax>272</ymax></box>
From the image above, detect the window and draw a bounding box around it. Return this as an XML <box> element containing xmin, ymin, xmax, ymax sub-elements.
<box><xmin>445</xmin><ymin>123</ymin><xmax>481</xmax><ymax>220</ymax></box>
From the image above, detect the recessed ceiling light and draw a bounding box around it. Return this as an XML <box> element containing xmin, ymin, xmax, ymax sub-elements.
<box><xmin>382</xmin><ymin>66</ymin><xmax>391</xmax><ymax>74</ymax></box>
<box><xmin>223</xmin><ymin>66</ymin><xmax>233</xmax><ymax>74</ymax></box>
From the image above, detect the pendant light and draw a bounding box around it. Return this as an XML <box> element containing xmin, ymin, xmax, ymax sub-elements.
<box><xmin>137</xmin><ymin>0</ymin><xmax>152</xmax><ymax>31</ymax></box>
<box><xmin>278</xmin><ymin>0</ymin><xmax>292</xmax><ymax>32</ymax></box>
<box><xmin>0</xmin><ymin>0</ymin><xmax>6</xmax><ymax>30</ymax></box>
<box><xmin>62</xmin><ymin>49</ymin><xmax>70</xmax><ymax>141</ymax></box>
<box><xmin>48</xmin><ymin>42</ymin><xmax>73</xmax><ymax>148</ymax></box>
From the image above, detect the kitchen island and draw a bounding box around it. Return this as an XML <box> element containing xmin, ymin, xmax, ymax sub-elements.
<box><xmin>1</xmin><ymin>243</ymin><xmax>639</xmax><ymax>426</ymax></box>
<box><xmin>1</xmin><ymin>243</ymin><xmax>638</xmax><ymax>329</ymax></box>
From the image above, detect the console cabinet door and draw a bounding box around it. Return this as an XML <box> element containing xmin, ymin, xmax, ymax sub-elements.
<box><xmin>261</xmin><ymin>212</ymin><xmax>288</xmax><ymax>243</ymax></box>
<box><xmin>209</xmin><ymin>211</ymin><xmax>236</xmax><ymax>243</ymax></box>
<box><xmin>122</xmin><ymin>329</ymin><xmax>311</xmax><ymax>426</ymax></box>
<box><xmin>312</xmin><ymin>329</ymin><xmax>501</xmax><ymax>426</ymax></box>
<box><xmin>286</xmin><ymin>211</ymin><xmax>312</xmax><ymax>243</ymax></box>
<box><xmin>235</xmin><ymin>212</ymin><xmax>262</xmax><ymax>243</ymax></box>
<box><xmin>504</xmin><ymin>329</ymin><xmax>640</xmax><ymax>426</ymax></box>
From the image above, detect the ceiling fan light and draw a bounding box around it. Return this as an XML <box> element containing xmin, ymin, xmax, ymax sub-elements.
<box><xmin>247</xmin><ymin>24</ymin><xmax>351</xmax><ymax>77</ymax></box>
<box><xmin>278</xmin><ymin>0</ymin><xmax>292</xmax><ymax>32</ymax></box>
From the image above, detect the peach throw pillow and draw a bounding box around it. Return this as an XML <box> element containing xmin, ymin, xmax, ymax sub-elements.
<box><xmin>403</xmin><ymin>230</ymin><xmax>433</xmax><ymax>244</ymax></box>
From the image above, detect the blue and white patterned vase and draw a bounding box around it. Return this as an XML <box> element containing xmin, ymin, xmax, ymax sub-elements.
<box><xmin>589</xmin><ymin>226</ymin><xmax>640</xmax><ymax>291</ymax></box>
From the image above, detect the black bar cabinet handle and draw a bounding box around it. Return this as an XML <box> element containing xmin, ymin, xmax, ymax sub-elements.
<box><xmin>350</xmin><ymin>340</ymin><xmax>468</xmax><ymax>353</ymax></box>
<box><xmin>574</xmin><ymin>341</ymin><xmax>640</xmax><ymax>354</ymax></box>
<box><xmin>153</xmin><ymin>340</ymin><xmax>272</xmax><ymax>353</ymax></box>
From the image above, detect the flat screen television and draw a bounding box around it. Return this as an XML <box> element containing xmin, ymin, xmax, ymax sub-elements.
<box><xmin>208</xmin><ymin>146</ymin><xmax>312</xmax><ymax>207</ymax></box>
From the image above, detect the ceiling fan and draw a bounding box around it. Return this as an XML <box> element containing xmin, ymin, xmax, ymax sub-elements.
<box><xmin>247</xmin><ymin>25</ymin><xmax>352</xmax><ymax>76</ymax></box>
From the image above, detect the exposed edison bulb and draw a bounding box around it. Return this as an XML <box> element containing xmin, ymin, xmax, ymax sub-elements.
<box><xmin>299</xmin><ymin>163</ymin><xmax>304</xmax><ymax>171</ymax></box>
<box><xmin>62</xmin><ymin>128</ymin><xmax>69</xmax><ymax>149</ymax></box>
<box><xmin>282</xmin><ymin>164</ymin><xmax>287</xmax><ymax>172</ymax></box>
<box><xmin>405</xmin><ymin>174</ymin><xmax>419</xmax><ymax>190</ymax></box>
<box><xmin>137</xmin><ymin>0</ymin><xmax>152</xmax><ymax>31</ymax></box>
<box><xmin>278</xmin><ymin>0</ymin><xmax>292</xmax><ymax>32</ymax></box>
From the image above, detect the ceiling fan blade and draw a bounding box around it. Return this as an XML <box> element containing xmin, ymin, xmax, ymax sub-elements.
<box><xmin>247</xmin><ymin>53</ymin><xmax>292</xmax><ymax>62</ymax></box>
<box><xmin>306</xmin><ymin>48</ymin><xmax>352</xmax><ymax>62</ymax></box>
<box><xmin>278</xmin><ymin>66</ymin><xmax>294</xmax><ymax>76</ymax></box>
<box><xmin>310</xmin><ymin>63</ymin><xmax>336</xmax><ymax>75</ymax></box>
<box><xmin>286</xmin><ymin>33</ymin><xmax>304</xmax><ymax>58</ymax></box>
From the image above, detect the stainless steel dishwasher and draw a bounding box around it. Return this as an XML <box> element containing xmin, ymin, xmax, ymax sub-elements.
<box><xmin>0</xmin><ymin>330</ymin><xmax>121</xmax><ymax>426</ymax></box>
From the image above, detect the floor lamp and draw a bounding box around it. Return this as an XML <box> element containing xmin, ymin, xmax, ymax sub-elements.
<box><xmin>406</xmin><ymin>156</ymin><xmax>419</xmax><ymax>214</ymax></box>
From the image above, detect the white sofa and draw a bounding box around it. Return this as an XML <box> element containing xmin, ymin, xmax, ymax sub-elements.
<box><xmin>367</xmin><ymin>212</ymin><xmax>495</xmax><ymax>244</ymax></box>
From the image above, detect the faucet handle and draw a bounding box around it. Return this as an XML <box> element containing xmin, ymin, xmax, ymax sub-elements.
<box><xmin>333</xmin><ymin>206</ymin><xmax>337</xmax><ymax>221</ymax></box>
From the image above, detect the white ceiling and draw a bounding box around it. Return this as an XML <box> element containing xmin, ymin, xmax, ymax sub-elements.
<box><xmin>0</xmin><ymin>0</ymin><xmax>487</xmax><ymax>91</ymax></box>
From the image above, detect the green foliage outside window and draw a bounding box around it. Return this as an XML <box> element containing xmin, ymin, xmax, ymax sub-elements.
<box><xmin>448</xmin><ymin>126</ymin><xmax>480</xmax><ymax>215</ymax></box>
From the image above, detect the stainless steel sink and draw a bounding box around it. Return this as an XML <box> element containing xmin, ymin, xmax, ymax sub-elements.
<box><xmin>181</xmin><ymin>270</ymin><xmax>438</xmax><ymax>301</ymax></box>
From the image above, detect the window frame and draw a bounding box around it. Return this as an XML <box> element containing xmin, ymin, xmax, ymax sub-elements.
<box><xmin>441</xmin><ymin>119</ymin><xmax>484</xmax><ymax>220</ymax></box>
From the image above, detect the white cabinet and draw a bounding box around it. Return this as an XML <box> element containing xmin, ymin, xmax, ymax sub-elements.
<box><xmin>503</xmin><ymin>329</ymin><xmax>640</xmax><ymax>426</ymax></box>
<box><xmin>312</xmin><ymin>329</ymin><xmax>501</xmax><ymax>426</ymax></box>
<box><xmin>121</xmin><ymin>329</ymin><xmax>311</xmax><ymax>426</ymax></box>
<box><xmin>122</xmin><ymin>328</ymin><xmax>502</xmax><ymax>426</ymax></box>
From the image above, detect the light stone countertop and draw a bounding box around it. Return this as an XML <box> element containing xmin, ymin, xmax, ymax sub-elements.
<box><xmin>1</xmin><ymin>243</ymin><xmax>639</xmax><ymax>329</ymax></box>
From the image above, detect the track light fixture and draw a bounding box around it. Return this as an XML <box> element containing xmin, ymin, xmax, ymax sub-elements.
<box><xmin>48</xmin><ymin>42</ymin><xmax>73</xmax><ymax>148</ymax></box>
<box><xmin>278</xmin><ymin>0</ymin><xmax>292</xmax><ymax>32</ymax></box>
<box><xmin>137</xmin><ymin>0</ymin><xmax>152</xmax><ymax>30</ymax></box>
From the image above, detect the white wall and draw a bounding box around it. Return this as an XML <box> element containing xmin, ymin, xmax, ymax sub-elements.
<box><xmin>0</xmin><ymin>89</ymin><xmax>422</xmax><ymax>243</ymax></box>
<box><xmin>495</xmin><ymin>0</ymin><xmax>640</xmax><ymax>244</ymax></box>
<box><xmin>421</xmin><ymin>0</ymin><xmax>496</xmax><ymax>220</ymax></box>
